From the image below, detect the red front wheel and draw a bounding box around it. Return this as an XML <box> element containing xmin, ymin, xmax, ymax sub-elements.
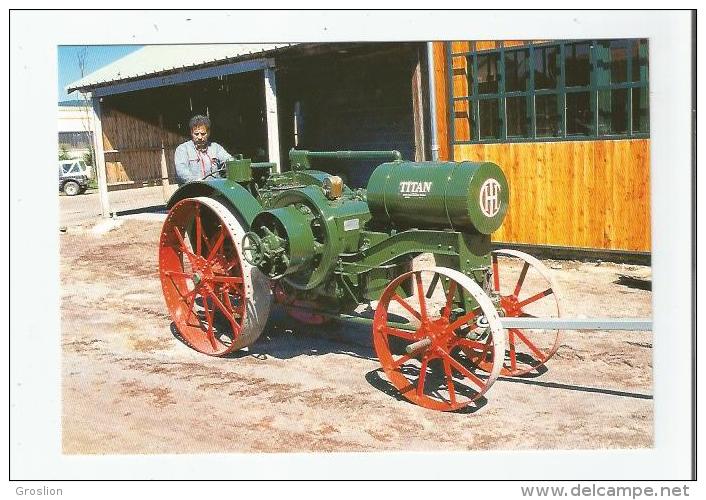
<box><xmin>373</xmin><ymin>267</ymin><xmax>505</xmax><ymax>412</ymax></box>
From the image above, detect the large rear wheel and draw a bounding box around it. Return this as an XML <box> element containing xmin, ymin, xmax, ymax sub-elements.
<box><xmin>159</xmin><ymin>197</ymin><xmax>272</xmax><ymax>356</ymax></box>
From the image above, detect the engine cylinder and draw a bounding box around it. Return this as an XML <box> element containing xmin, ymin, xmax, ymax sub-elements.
<box><xmin>366</xmin><ymin>160</ymin><xmax>508</xmax><ymax>234</ymax></box>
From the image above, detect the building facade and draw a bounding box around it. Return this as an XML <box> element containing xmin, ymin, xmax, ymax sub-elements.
<box><xmin>58</xmin><ymin>100</ymin><xmax>94</xmax><ymax>159</ymax></box>
<box><xmin>432</xmin><ymin>40</ymin><xmax>650</xmax><ymax>253</ymax></box>
<box><xmin>68</xmin><ymin>40</ymin><xmax>650</xmax><ymax>253</ymax></box>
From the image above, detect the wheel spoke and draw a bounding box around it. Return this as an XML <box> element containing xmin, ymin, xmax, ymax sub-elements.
<box><xmin>224</xmin><ymin>255</ymin><xmax>240</xmax><ymax>273</ymax></box>
<box><xmin>207</xmin><ymin>289</ymin><xmax>242</xmax><ymax>337</ymax></box>
<box><xmin>391</xmin><ymin>294</ymin><xmax>422</xmax><ymax>321</ymax></box>
<box><xmin>442</xmin><ymin>280</ymin><xmax>457</xmax><ymax>319</ymax></box>
<box><xmin>455</xmin><ymin>337</ymin><xmax>488</xmax><ymax>351</ymax></box>
<box><xmin>439</xmin><ymin>349</ymin><xmax>486</xmax><ymax>390</ymax></box>
<box><xmin>508</xmin><ymin>329</ymin><xmax>518</xmax><ymax>371</ymax></box>
<box><xmin>202</xmin><ymin>297</ymin><xmax>218</xmax><ymax>350</ymax></box>
<box><xmin>172</xmin><ymin>226</ymin><xmax>192</xmax><ymax>256</ymax></box>
<box><xmin>513</xmin><ymin>262</ymin><xmax>530</xmax><ymax>297</ymax></box>
<box><xmin>512</xmin><ymin>328</ymin><xmax>546</xmax><ymax>360</ymax></box>
<box><xmin>221</xmin><ymin>288</ymin><xmax>234</xmax><ymax>313</ymax></box>
<box><xmin>442</xmin><ymin>357</ymin><xmax>457</xmax><ymax>406</ymax></box>
<box><xmin>416</xmin><ymin>357</ymin><xmax>429</xmax><ymax>397</ymax></box>
<box><xmin>165</xmin><ymin>273</ymin><xmax>198</xmax><ymax>318</ymax></box>
<box><xmin>415</xmin><ymin>273</ymin><xmax>428</xmax><ymax>321</ymax></box>
<box><xmin>206</xmin><ymin>226</ymin><xmax>226</xmax><ymax>263</ymax></box>
<box><xmin>163</xmin><ymin>270</ymin><xmax>193</xmax><ymax>279</ymax></box>
<box><xmin>194</xmin><ymin>208</ymin><xmax>203</xmax><ymax>257</ymax></box>
<box><xmin>492</xmin><ymin>253</ymin><xmax>500</xmax><ymax>291</ymax></box>
<box><xmin>426</xmin><ymin>273</ymin><xmax>440</xmax><ymax>299</ymax></box>
<box><xmin>517</xmin><ymin>288</ymin><xmax>553</xmax><ymax>308</ymax></box>
<box><xmin>210</xmin><ymin>275</ymin><xmax>244</xmax><ymax>285</ymax></box>
<box><xmin>448</xmin><ymin>310</ymin><xmax>477</xmax><ymax>333</ymax></box>
<box><xmin>391</xmin><ymin>353</ymin><xmax>413</xmax><ymax>369</ymax></box>
<box><xmin>383</xmin><ymin>326</ymin><xmax>418</xmax><ymax>342</ymax></box>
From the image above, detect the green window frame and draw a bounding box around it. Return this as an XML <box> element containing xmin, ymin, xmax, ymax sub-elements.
<box><xmin>446</xmin><ymin>39</ymin><xmax>650</xmax><ymax>145</ymax></box>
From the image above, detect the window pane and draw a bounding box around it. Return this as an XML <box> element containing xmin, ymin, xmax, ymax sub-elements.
<box><xmin>535</xmin><ymin>94</ymin><xmax>561</xmax><ymax>137</ymax></box>
<box><xmin>597</xmin><ymin>40</ymin><xmax>630</xmax><ymax>85</ymax></box>
<box><xmin>631</xmin><ymin>39</ymin><xmax>649</xmax><ymax>83</ymax></box>
<box><xmin>506</xmin><ymin>96</ymin><xmax>529</xmax><ymax>137</ymax></box>
<box><xmin>476</xmin><ymin>53</ymin><xmax>499</xmax><ymax>94</ymax></box>
<box><xmin>632</xmin><ymin>87</ymin><xmax>649</xmax><ymax>133</ymax></box>
<box><xmin>478</xmin><ymin>99</ymin><xmax>500</xmax><ymax>139</ymax></box>
<box><xmin>505</xmin><ymin>49</ymin><xmax>529</xmax><ymax>92</ymax></box>
<box><xmin>598</xmin><ymin>89</ymin><xmax>629</xmax><ymax>135</ymax></box>
<box><xmin>565</xmin><ymin>42</ymin><xmax>591</xmax><ymax>87</ymax></box>
<box><xmin>453</xmin><ymin>99</ymin><xmax>474</xmax><ymax>141</ymax></box>
<box><xmin>566</xmin><ymin>92</ymin><xmax>593</xmax><ymax>136</ymax></box>
<box><xmin>533</xmin><ymin>46</ymin><xmax>559</xmax><ymax>90</ymax></box>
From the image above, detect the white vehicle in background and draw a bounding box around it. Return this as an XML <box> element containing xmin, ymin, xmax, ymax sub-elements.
<box><xmin>59</xmin><ymin>159</ymin><xmax>94</xmax><ymax>179</ymax></box>
<box><xmin>58</xmin><ymin>159</ymin><xmax>93</xmax><ymax>196</ymax></box>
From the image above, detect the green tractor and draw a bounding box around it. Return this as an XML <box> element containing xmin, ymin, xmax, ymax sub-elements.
<box><xmin>158</xmin><ymin>150</ymin><xmax>564</xmax><ymax>411</ymax></box>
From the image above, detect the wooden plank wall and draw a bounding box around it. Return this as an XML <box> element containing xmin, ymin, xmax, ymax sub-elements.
<box><xmin>100</xmin><ymin>104</ymin><xmax>187</xmax><ymax>185</ymax></box>
<box><xmin>433</xmin><ymin>41</ymin><xmax>652</xmax><ymax>252</ymax></box>
<box><xmin>454</xmin><ymin>140</ymin><xmax>651</xmax><ymax>252</ymax></box>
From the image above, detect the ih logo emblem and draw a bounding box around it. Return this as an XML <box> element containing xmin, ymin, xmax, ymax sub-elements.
<box><xmin>480</xmin><ymin>179</ymin><xmax>501</xmax><ymax>217</ymax></box>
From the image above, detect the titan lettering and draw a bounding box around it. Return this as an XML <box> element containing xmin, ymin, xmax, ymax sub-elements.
<box><xmin>399</xmin><ymin>181</ymin><xmax>432</xmax><ymax>193</ymax></box>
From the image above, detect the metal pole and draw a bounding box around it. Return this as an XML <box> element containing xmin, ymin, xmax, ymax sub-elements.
<box><xmin>426</xmin><ymin>42</ymin><xmax>440</xmax><ymax>161</ymax></box>
<box><xmin>158</xmin><ymin>113</ymin><xmax>171</xmax><ymax>203</ymax></box>
<box><xmin>499</xmin><ymin>317</ymin><xmax>653</xmax><ymax>331</ymax></box>
<box><xmin>264</xmin><ymin>67</ymin><xmax>281</xmax><ymax>173</ymax></box>
<box><xmin>305</xmin><ymin>150</ymin><xmax>402</xmax><ymax>161</ymax></box>
<box><xmin>89</xmin><ymin>93</ymin><xmax>111</xmax><ymax>218</ymax></box>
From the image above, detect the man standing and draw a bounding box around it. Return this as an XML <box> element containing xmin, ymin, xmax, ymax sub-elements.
<box><xmin>174</xmin><ymin>115</ymin><xmax>233</xmax><ymax>185</ymax></box>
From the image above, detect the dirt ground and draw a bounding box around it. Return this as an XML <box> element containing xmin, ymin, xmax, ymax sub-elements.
<box><xmin>61</xmin><ymin>218</ymin><xmax>653</xmax><ymax>454</ymax></box>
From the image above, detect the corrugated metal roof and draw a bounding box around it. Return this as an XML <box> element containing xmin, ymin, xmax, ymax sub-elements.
<box><xmin>66</xmin><ymin>43</ymin><xmax>296</xmax><ymax>93</ymax></box>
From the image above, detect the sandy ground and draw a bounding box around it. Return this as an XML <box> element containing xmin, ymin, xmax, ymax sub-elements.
<box><xmin>61</xmin><ymin>218</ymin><xmax>652</xmax><ymax>454</ymax></box>
<box><xmin>59</xmin><ymin>184</ymin><xmax>178</xmax><ymax>226</ymax></box>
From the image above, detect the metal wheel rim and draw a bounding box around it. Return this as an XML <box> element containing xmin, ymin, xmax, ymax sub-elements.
<box><xmin>64</xmin><ymin>182</ymin><xmax>79</xmax><ymax>195</ymax></box>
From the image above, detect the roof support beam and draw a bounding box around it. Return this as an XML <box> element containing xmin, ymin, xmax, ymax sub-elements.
<box><xmin>263</xmin><ymin>67</ymin><xmax>281</xmax><ymax>172</ymax></box>
<box><xmin>89</xmin><ymin>94</ymin><xmax>111</xmax><ymax>218</ymax></box>
<box><xmin>92</xmin><ymin>58</ymin><xmax>274</xmax><ymax>98</ymax></box>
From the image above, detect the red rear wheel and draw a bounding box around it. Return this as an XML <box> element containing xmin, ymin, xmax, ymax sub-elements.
<box><xmin>159</xmin><ymin>197</ymin><xmax>272</xmax><ymax>356</ymax></box>
<box><xmin>465</xmin><ymin>249</ymin><xmax>564</xmax><ymax>376</ymax></box>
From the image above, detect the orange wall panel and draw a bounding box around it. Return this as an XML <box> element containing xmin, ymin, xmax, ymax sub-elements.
<box><xmin>453</xmin><ymin>140</ymin><xmax>651</xmax><ymax>252</ymax></box>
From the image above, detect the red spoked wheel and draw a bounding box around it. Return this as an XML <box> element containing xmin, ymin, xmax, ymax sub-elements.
<box><xmin>465</xmin><ymin>249</ymin><xmax>564</xmax><ymax>376</ymax></box>
<box><xmin>373</xmin><ymin>267</ymin><xmax>506</xmax><ymax>411</ymax></box>
<box><xmin>159</xmin><ymin>197</ymin><xmax>272</xmax><ymax>356</ymax></box>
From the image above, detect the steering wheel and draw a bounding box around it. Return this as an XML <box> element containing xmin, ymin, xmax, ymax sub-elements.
<box><xmin>241</xmin><ymin>231</ymin><xmax>265</xmax><ymax>266</ymax></box>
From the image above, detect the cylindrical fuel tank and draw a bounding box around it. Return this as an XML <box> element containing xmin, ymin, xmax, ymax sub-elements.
<box><xmin>366</xmin><ymin>160</ymin><xmax>509</xmax><ymax>234</ymax></box>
